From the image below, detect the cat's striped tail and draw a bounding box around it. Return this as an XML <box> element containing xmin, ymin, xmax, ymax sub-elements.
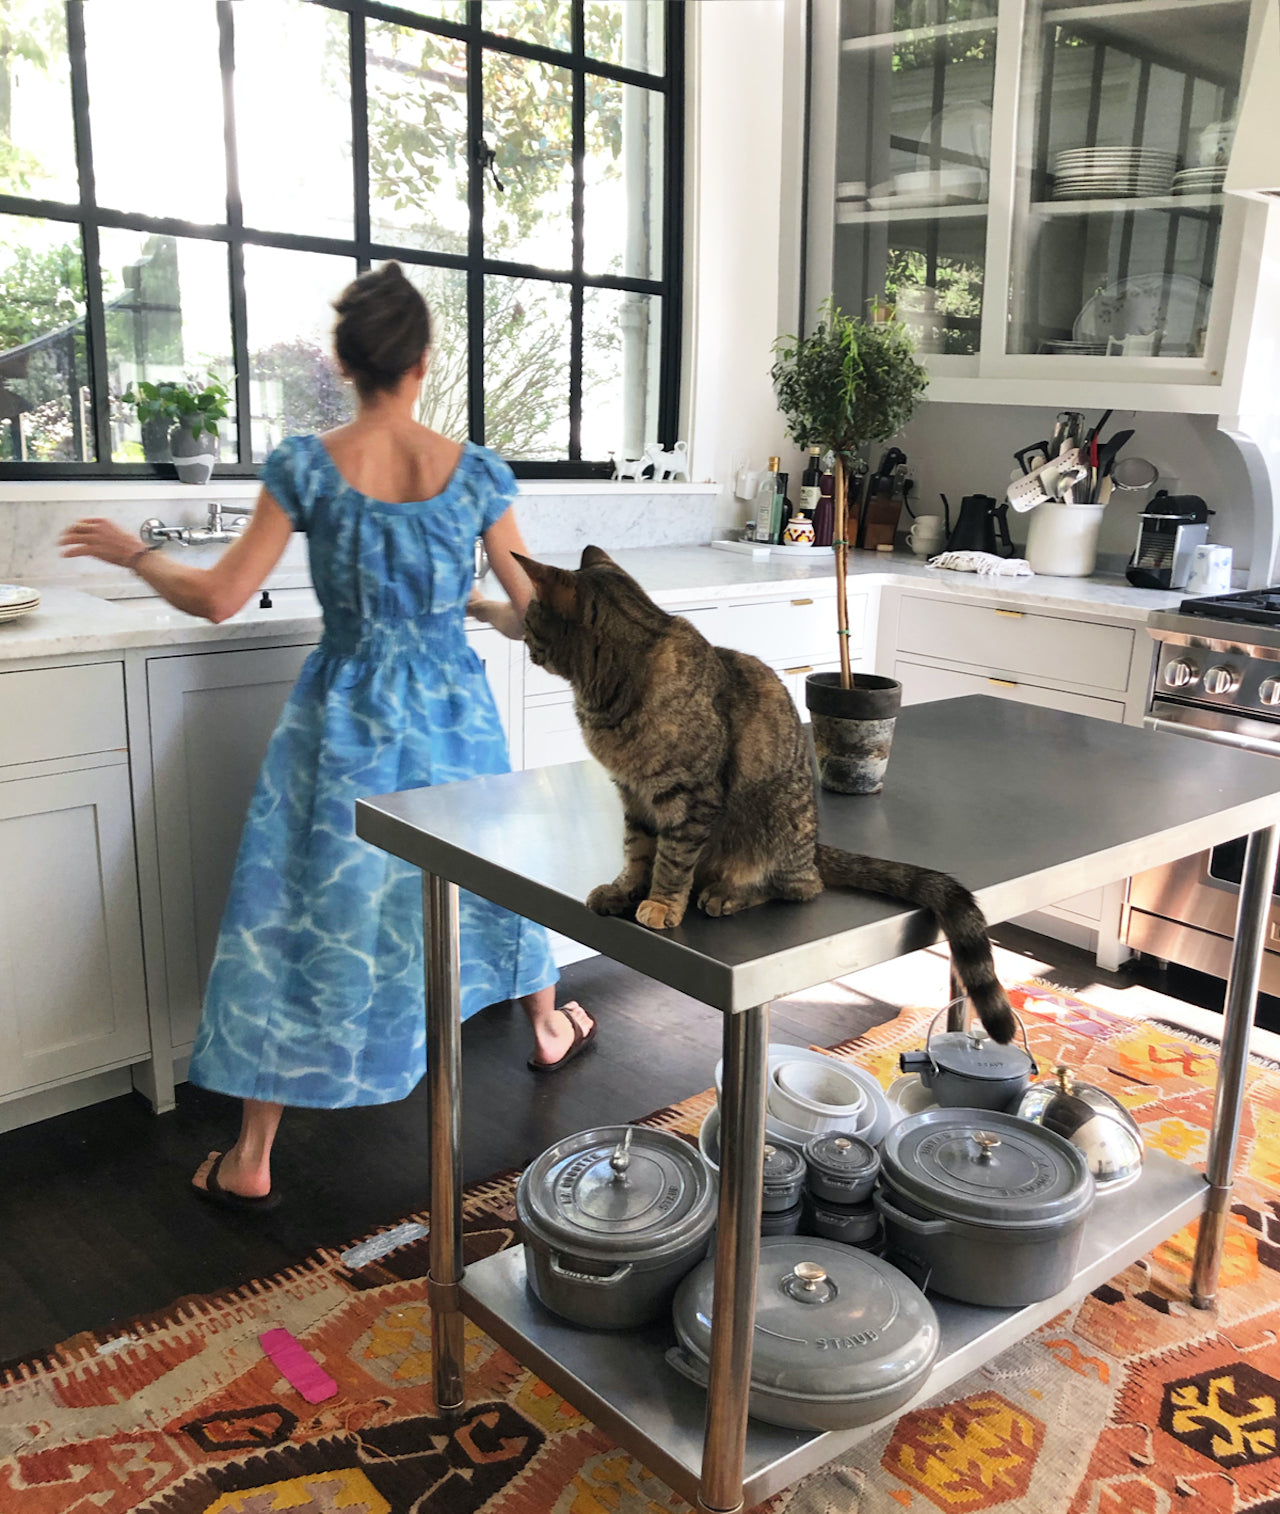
<box><xmin>816</xmin><ymin>844</ymin><xmax>1015</xmax><ymax>1043</ymax></box>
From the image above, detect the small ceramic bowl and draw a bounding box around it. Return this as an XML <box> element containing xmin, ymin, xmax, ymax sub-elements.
<box><xmin>769</xmin><ymin>1059</ymin><xmax>868</xmax><ymax>1135</ymax></box>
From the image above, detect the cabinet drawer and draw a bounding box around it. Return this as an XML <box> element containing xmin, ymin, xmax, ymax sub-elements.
<box><xmin>895</xmin><ymin>658</ymin><xmax>1125</xmax><ymax>723</ymax></box>
<box><xmin>896</xmin><ymin>596</ymin><xmax>1134</xmax><ymax>691</ymax></box>
<box><xmin>525</xmin><ymin>659</ymin><xmax>571</xmax><ymax>698</ymax></box>
<box><xmin>0</xmin><ymin>663</ymin><xmax>126</xmax><ymax>768</ymax></box>
<box><xmin>524</xmin><ymin>696</ymin><xmax>591</xmax><ymax>769</ymax></box>
<box><xmin>683</xmin><ymin>595</ymin><xmax>853</xmax><ymax>664</ymax></box>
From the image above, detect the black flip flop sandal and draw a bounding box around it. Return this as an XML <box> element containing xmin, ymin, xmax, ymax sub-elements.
<box><xmin>194</xmin><ymin>1151</ymin><xmax>283</xmax><ymax>1214</ymax></box>
<box><xmin>528</xmin><ymin>1007</ymin><xmax>598</xmax><ymax>1073</ymax></box>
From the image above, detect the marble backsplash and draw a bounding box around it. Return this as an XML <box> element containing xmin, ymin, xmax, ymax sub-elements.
<box><xmin>0</xmin><ymin>483</ymin><xmax>718</xmax><ymax>597</ymax></box>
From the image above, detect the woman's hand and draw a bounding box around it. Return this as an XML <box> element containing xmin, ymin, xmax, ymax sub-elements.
<box><xmin>60</xmin><ymin>518</ymin><xmax>148</xmax><ymax>569</ymax></box>
<box><xmin>468</xmin><ymin>595</ymin><xmax>524</xmax><ymax>640</ymax></box>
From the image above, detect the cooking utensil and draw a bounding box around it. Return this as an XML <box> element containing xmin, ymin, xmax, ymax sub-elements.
<box><xmin>516</xmin><ymin>1124</ymin><xmax>717</xmax><ymax>1329</ymax></box>
<box><xmin>1008</xmin><ymin>445</ymin><xmax>1083</xmax><ymax>512</ymax></box>
<box><xmin>898</xmin><ymin>1004</ymin><xmax>1038</xmax><ymax>1111</ymax></box>
<box><xmin>1051</xmin><ymin>411</ymin><xmax>1085</xmax><ymax>455</ymax></box>
<box><xmin>668</xmin><ymin>1238</ymin><xmax>941</xmax><ymax>1431</ymax></box>
<box><xmin>1015</xmin><ymin>440</ymin><xmax>1050</xmax><ymax>476</ymax></box>
<box><xmin>1016</xmin><ymin>1064</ymin><xmax>1144</xmax><ymax>1191</ymax></box>
<box><xmin>1093</xmin><ymin>427</ymin><xmax>1135</xmax><ymax>481</ymax></box>
<box><xmin>876</xmin><ymin>1108</ymin><xmax>1096</xmax><ymax>1307</ymax></box>
<box><xmin>1112</xmin><ymin>455</ymin><xmax>1159</xmax><ymax>491</ymax></box>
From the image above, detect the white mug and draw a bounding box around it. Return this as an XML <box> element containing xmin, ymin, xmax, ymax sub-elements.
<box><xmin>1185</xmin><ymin>544</ymin><xmax>1232</xmax><ymax>597</ymax></box>
<box><xmin>907</xmin><ymin>516</ymin><xmax>943</xmax><ymax>557</ymax></box>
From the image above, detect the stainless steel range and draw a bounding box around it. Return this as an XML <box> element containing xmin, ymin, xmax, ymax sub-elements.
<box><xmin>1125</xmin><ymin>588</ymin><xmax>1280</xmax><ymax>991</ymax></box>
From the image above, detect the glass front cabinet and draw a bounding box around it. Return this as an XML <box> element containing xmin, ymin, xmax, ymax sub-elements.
<box><xmin>806</xmin><ymin>0</ymin><xmax>1270</xmax><ymax>412</ymax></box>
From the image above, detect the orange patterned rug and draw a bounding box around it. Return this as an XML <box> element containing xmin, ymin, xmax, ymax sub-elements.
<box><xmin>5</xmin><ymin>981</ymin><xmax>1280</xmax><ymax>1514</ymax></box>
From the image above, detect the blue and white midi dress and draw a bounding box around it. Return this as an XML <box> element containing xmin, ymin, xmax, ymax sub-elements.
<box><xmin>188</xmin><ymin>434</ymin><xmax>559</xmax><ymax>1108</ymax></box>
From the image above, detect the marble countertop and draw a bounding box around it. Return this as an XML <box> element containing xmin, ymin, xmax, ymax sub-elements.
<box><xmin>0</xmin><ymin>548</ymin><xmax>1184</xmax><ymax>665</ymax></box>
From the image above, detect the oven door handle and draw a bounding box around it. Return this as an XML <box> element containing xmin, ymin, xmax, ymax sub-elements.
<box><xmin>1144</xmin><ymin>713</ymin><xmax>1280</xmax><ymax>757</ymax></box>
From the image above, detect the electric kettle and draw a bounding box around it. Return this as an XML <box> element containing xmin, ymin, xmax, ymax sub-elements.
<box><xmin>946</xmin><ymin>494</ymin><xmax>1015</xmax><ymax>557</ymax></box>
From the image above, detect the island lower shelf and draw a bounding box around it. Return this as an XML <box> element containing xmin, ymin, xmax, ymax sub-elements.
<box><xmin>461</xmin><ymin>1150</ymin><xmax>1205</xmax><ymax>1507</ymax></box>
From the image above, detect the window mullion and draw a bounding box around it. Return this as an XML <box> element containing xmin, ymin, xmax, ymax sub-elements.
<box><xmin>219</xmin><ymin>1</ymin><xmax>252</xmax><ymax>468</ymax></box>
<box><xmin>467</xmin><ymin>1</ymin><xmax>484</xmax><ymax>445</ymax></box>
<box><xmin>65</xmin><ymin>1</ymin><xmax>110</xmax><ymax>466</ymax></box>
<box><xmin>351</xmin><ymin>8</ymin><xmax>371</xmax><ymax>265</ymax></box>
<box><xmin>658</xmin><ymin>1</ymin><xmax>685</xmax><ymax>448</ymax></box>
<box><xmin>569</xmin><ymin>1</ymin><xmax>585</xmax><ymax>462</ymax></box>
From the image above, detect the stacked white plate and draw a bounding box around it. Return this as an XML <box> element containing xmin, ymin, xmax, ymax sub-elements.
<box><xmin>1172</xmin><ymin>165</ymin><xmax>1227</xmax><ymax>195</ymax></box>
<box><xmin>0</xmin><ymin>584</ymin><xmax>39</xmax><ymax>623</ymax></box>
<box><xmin>1052</xmin><ymin>146</ymin><xmax>1178</xmax><ymax>200</ymax></box>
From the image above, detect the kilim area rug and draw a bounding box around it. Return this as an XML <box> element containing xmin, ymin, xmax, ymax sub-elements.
<box><xmin>6</xmin><ymin>980</ymin><xmax>1280</xmax><ymax>1514</ymax></box>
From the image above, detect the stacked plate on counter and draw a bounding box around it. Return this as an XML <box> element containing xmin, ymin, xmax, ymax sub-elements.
<box><xmin>1051</xmin><ymin>145</ymin><xmax>1178</xmax><ymax>200</ymax></box>
<box><xmin>1172</xmin><ymin>164</ymin><xmax>1227</xmax><ymax>195</ymax></box>
<box><xmin>0</xmin><ymin>584</ymin><xmax>40</xmax><ymax>623</ymax></box>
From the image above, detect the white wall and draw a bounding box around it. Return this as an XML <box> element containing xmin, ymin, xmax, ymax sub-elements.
<box><xmin>682</xmin><ymin>0</ymin><xmax>808</xmax><ymax>538</ymax></box>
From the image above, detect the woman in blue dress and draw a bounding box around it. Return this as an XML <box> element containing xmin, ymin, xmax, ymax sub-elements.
<box><xmin>60</xmin><ymin>263</ymin><xmax>596</xmax><ymax>1211</ymax></box>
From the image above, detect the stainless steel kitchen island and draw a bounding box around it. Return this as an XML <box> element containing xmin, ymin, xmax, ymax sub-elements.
<box><xmin>356</xmin><ymin>695</ymin><xmax>1280</xmax><ymax>1513</ymax></box>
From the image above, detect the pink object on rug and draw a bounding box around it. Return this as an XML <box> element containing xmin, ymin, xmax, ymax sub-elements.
<box><xmin>258</xmin><ymin>1326</ymin><xmax>338</xmax><ymax>1403</ymax></box>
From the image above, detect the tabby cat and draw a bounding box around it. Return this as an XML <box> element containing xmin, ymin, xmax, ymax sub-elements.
<box><xmin>516</xmin><ymin>546</ymin><xmax>1014</xmax><ymax>1042</ymax></box>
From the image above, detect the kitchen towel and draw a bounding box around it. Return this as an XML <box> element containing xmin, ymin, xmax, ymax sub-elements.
<box><xmin>927</xmin><ymin>549</ymin><xmax>1034</xmax><ymax>577</ymax></box>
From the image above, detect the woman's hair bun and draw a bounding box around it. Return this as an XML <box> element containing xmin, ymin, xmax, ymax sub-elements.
<box><xmin>332</xmin><ymin>262</ymin><xmax>432</xmax><ymax>398</ymax></box>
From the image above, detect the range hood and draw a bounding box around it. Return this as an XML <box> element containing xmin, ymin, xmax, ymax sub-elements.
<box><xmin>1224</xmin><ymin>0</ymin><xmax>1280</xmax><ymax>201</ymax></box>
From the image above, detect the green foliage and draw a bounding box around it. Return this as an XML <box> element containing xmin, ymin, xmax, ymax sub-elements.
<box><xmin>770</xmin><ymin>297</ymin><xmax>929</xmax><ymax>464</ymax></box>
<box><xmin>251</xmin><ymin>339</ymin><xmax>352</xmax><ymax>438</ymax></box>
<box><xmin>120</xmin><ymin>374</ymin><xmax>230</xmax><ymax>438</ymax></box>
<box><xmin>0</xmin><ymin>239</ymin><xmax>83</xmax><ymax>349</ymax></box>
<box><xmin>883</xmin><ymin>253</ymin><xmax>982</xmax><ymax>356</ymax></box>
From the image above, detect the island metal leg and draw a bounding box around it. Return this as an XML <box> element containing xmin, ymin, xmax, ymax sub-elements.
<box><xmin>697</xmin><ymin>1002</ymin><xmax>769</xmax><ymax>1514</ymax></box>
<box><xmin>425</xmin><ymin>873</ymin><xmax>466</xmax><ymax>1408</ymax></box>
<box><xmin>1191</xmin><ymin>824</ymin><xmax>1279</xmax><ymax>1308</ymax></box>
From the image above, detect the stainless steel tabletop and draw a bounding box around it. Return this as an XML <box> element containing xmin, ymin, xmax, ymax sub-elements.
<box><xmin>356</xmin><ymin>695</ymin><xmax>1280</xmax><ymax>1012</ymax></box>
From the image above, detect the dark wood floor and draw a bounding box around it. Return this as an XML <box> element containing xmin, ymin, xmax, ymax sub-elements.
<box><xmin>0</xmin><ymin>928</ymin><xmax>1252</xmax><ymax>1368</ymax></box>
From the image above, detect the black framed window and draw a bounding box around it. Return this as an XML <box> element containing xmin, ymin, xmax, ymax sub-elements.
<box><xmin>0</xmin><ymin>0</ymin><xmax>683</xmax><ymax>478</ymax></box>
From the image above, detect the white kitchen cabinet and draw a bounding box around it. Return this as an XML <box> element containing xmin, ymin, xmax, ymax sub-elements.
<box><xmin>0</xmin><ymin>762</ymin><xmax>149</xmax><ymax>1098</ymax></box>
<box><xmin>807</xmin><ymin>0</ymin><xmax>1272</xmax><ymax>415</ymax></box>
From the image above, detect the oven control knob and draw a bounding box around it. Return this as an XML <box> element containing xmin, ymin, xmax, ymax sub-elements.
<box><xmin>1261</xmin><ymin>677</ymin><xmax>1280</xmax><ymax>707</ymax></box>
<box><xmin>1204</xmin><ymin>664</ymin><xmax>1241</xmax><ymax>695</ymax></box>
<box><xmin>1163</xmin><ymin>660</ymin><xmax>1196</xmax><ymax>689</ymax></box>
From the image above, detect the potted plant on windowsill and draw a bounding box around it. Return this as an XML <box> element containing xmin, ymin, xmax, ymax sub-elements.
<box><xmin>121</xmin><ymin>374</ymin><xmax>231</xmax><ymax>484</ymax></box>
<box><xmin>771</xmin><ymin>297</ymin><xmax>928</xmax><ymax>792</ymax></box>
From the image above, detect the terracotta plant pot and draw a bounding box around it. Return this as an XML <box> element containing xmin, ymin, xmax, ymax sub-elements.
<box><xmin>169</xmin><ymin>421</ymin><xmax>219</xmax><ymax>485</ymax></box>
<box><xmin>805</xmin><ymin>672</ymin><xmax>902</xmax><ymax>794</ymax></box>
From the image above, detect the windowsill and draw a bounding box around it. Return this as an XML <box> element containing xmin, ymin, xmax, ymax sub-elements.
<box><xmin>0</xmin><ymin>478</ymin><xmax>720</xmax><ymax>503</ymax></box>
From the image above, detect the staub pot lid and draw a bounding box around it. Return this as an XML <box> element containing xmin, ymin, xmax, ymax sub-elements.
<box><xmin>881</xmin><ymin>1108</ymin><xmax>1094</xmax><ymax>1228</ymax></box>
<box><xmin>805</xmin><ymin>1133</ymin><xmax>880</xmax><ymax>1181</ymax></box>
<box><xmin>902</xmin><ymin>1007</ymin><xmax>1037</xmax><ymax>1084</ymax></box>
<box><xmin>762</xmin><ymin>1142</ymin><xmax>806</xmax><ymax>1190</ymax></box>
<box><xmin>673</xmin><ymin>1237</ymin><xmax>939</xmax><ymax>1403</ymax></box>
<box><xmin>517</xmin><ymin>1125</ymin><xmax>716</xmax><ymax>1259</ymax></box>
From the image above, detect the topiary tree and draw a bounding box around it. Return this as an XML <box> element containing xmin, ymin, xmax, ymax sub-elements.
<box><xmin>771</xmin><ymin>298</ymin><xmax>928</xmax><ymax>685</ymax></box>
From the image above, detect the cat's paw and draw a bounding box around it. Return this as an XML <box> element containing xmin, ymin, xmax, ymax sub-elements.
<box><xmin>636</xmin><ymin>897</ymin><xmax>685</xmax><ymax>930</ymax></box>
<box><xmin>586</xmin><ymin>883</ymin><xmax>637</xmax><ymax>916</ymax></box>
<box><xmin>698</xmin><ymin>888</ymin><xmax>746</xmax><ymax>917</ymax></box>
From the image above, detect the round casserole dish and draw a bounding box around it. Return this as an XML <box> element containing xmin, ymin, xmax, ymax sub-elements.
<box><xmin>875</xmin><ymin>1108</ymin><xmax>1095</xmax><ymax>1307</ymax></box>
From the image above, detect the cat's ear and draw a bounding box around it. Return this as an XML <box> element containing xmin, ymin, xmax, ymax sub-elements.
<box><xmin>579</xmin><ymin>544</ymin><xmax>614</xmax><ymax>570</ymax></box>
<box><xmin>513</xmin><ymin>552</ymin><xmax>578</xmax><ymax>619</ymax></box>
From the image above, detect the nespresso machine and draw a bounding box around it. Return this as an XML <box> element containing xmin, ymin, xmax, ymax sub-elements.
<box><xmin>1125</xmin><ymin>492</ymin><xmax>1213</xmax><ymax>590</ymax></box>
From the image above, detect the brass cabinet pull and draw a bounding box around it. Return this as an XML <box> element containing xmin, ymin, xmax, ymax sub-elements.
<box><xmin>785</xmin><ymin>665</ymin><xmax>814</xmax><ymax>675</ymax></box>
<box><xmin>994</xmin><ymin>609</ymin><xmax>1024</xmax><ymax>619</ymax></box>
<box><xmin>791</xmin><ymin>598</ymin><xmax>815</xmax><ymax>606</ymax></box>
<box><xmin>988</xmin><ymin>677</ymin><xmax>1017</xmax><ymax>688</ymax></box>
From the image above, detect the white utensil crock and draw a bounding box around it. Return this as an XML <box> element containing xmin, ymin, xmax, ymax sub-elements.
<box><xmin>1024</xmin><ymin>502</ymin><xmax>1105</xmax><ymax>578</ymax></box>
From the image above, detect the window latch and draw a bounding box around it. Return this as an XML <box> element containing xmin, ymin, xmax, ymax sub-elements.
<box><xmin>476</xmin><ymin>140</ymin><xmax>505</xmax><ymax>194</ymax></box>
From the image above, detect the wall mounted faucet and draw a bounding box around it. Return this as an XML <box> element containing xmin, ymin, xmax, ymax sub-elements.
<box><xmin>140</xmin><ymin>502</ymin><xmax>250</xmax><ymax>548</ymax></box>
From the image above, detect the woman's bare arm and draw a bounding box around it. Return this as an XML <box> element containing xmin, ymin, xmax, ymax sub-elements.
<box><xmin>60</xmin><ymin>489</ymin><xmax>295</xmax><ymax>623</ymax></box>
<box><xmin>469</xmin><ymin>505</ymin><xmax>535</xmax><ymax>639</ymax></box>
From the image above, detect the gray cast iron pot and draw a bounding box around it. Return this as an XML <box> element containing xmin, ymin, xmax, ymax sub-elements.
<box><xmin>875</xmin><ymin>1108</ymin><xmax>1095</xmax><ymax>1308</ymax></box>
<box><xmin>516</xmin><ymin>1124</ymin><xmax>717</xmax><ymax>1330</ymax></box>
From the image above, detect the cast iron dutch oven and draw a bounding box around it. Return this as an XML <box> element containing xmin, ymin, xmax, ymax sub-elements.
<box><xmin>898</xmin><ymin>1006</ymin><xmax>1038</xmax><ymax>1113</ymax></box>
<box><xmin>666</xmin><ymin>1237</ymin><xmax>940</xmax><ymax>1431</ymax></box>
<box><xmin>875</xmin><ymin>1108</ymin><xmax>1095</xmax><ymax>1308</ymax></box>
<box><xmin>516</xmin><ymin>1124</ymin><xmax>717</xmax><ymax>1330</ymax></box>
